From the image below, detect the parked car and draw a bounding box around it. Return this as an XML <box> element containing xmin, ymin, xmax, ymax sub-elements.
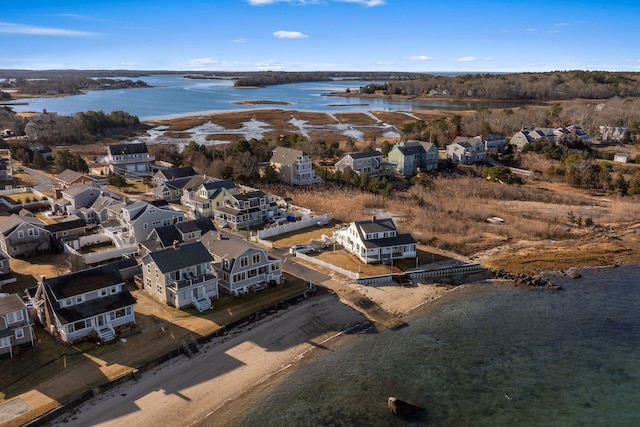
<box><xmin>289</xmin><ymin>244</ymin><xmax>315</xmax><ymax>255</ymax></box>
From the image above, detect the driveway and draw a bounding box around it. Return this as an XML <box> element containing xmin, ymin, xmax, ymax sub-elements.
<box><xmin>19</xmin><ymin>165</ymin><xmax>55</xmax><ymax>190</ymax></box>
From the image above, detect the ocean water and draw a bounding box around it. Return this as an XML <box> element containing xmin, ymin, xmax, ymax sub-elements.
<box><xmin>210</xmin><ymin>264</ymin><xmax>640</xmax><ymax>426</ymax></box>
<box><xmin>11</xmin><ymin>75</ymin><xmax>533</xmax><ymax>121</ymax></box>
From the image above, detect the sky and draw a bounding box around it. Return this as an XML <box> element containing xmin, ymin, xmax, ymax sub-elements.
<box><xmin>1</xmin><ymin>0</ymin><xmax>640</xmax><ymax>73</ymax></box>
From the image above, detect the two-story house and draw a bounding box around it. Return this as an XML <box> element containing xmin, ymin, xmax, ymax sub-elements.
<box><xmin>335</xmin><ymin>151</ymin><xmax>385</xmax><ymax>176</ymax></box>
<box><xmin>387</xmin><ymin>140</ymin><xmax>438</xmax><ymax>176</ymax></box>
<box><xmin>140</xmin><ymin>217</ymin><xmax>217</xmax><ymax>255</ymax></box>
<box><xmin>200</xmin><ymin>231</ymin><xmax>282</xmax><ymax>296</ymax></box>
<box><xmin>0</xmin><ymin>293</ymin><xmax>34</xmax><ymax>358</ymax></box>
<box><xmin>51</xmin><ymin>184</ymin><xmax>104</xmax><ymax>216</ymax></box>
<box><xmin>270</xmin><ymin>147</ymin><xmax>322</xmax><ymax>185</ymax></box>
<box><xmin>214</xmin><ymin>190</ymin><xmax>278</xmax><ymax>231</ymax></box>
<box><xmin>481</xmin><ymin>134</ymin><xmax>508</xmax><ymax>153</ymax></box>
<box><xmin>105</xmin><ymin>143</ymin><xmax>155</xmax><ymax>177</ymax></box>
<box><xmin>119</xmin><ymin>200</ymin><xmax>186</xmax><ymax>244</ymax></box>
<box><xmin>334</xmin><ymin>217</ymin><xmax>417</xmax><ymax>264</ymax></box>
<box><xmin>32</xmin><ymin>263</ymin><xmax>137</xmax><ymax>343</ymax></box>
<box><xmin>45</xmin><ymin>215</ymin><xmax>87</xmax><ymax>251</ymax></box>
<box><xmin>153</xmin><ymin>166</ymin><xmax>197</xmax><ymax>186</ymax></box>
<box><xmin>0</xmin><ymin>214</ymin><xmax>50</xmax><ymax>258</ymax></box>
<box><xmin>446</xmin><ymin>137</ymin><xmax>486</xmax><ymax>164</ymax></box>
<box><xmin>181</xmin><ymin>178</ymin><xmax>237</xmax><ymax>219</ymax></box>
<box><xmin>510</xmin><ymin>127</ymin><xmax>558</xmax><ymax>151</ymax></box>
<box><xmin>140</xmin><ymin>241</ymin><xmax>217</xmax><ymax>311</ymax></box>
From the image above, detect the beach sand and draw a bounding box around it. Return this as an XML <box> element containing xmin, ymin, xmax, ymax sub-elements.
<box><xmin>45</xmin><ymin>280</ymin><xmax>454</xmax><ymax>427</ymax></box>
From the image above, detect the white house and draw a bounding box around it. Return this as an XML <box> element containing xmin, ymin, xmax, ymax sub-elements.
<box><xmin>334</xmin><ymin>217</ymin><xmax>417</xmax><ymax>264</ymax></box>
<box><xmin>446</xmin><ymin>137</ymin><xmax>486</xmax><ymax>164</ymax></box>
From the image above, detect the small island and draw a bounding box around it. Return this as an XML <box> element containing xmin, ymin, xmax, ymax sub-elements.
<box><xmin>234</xmin><ymin>100</ymin><xmax>293</xmax><ymax>106</ymax></box>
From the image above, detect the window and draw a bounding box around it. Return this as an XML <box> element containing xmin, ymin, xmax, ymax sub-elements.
<box><xmin>14</xmin><ymin>329</ymin><xmax>24</xmax><ymax>340</ymax></box>
<box><xmin>271</xmin><ymin>263</ymin><xmax>280</xmax><ymax>271</ymax></box>
<box><xmin>240</xmin><ymin>257</ymin><xmax>248</xmax><ymax>267</ymax></box>
<box><xmin>17</xmin><ymin>230</ymin><xmax>24</xmax><ymax>238</ymax></box>
<box><xmin>6</xmin><ymin>310</ymin><xmax>24</xmax><ymax>324</ymax></box>
<box><xmin>100</xmin><ymin>289</ymin><xmax>108</xmax><ymax>297</ymax></box>
<box><xmin>252</xmin><ymin>253</ymin><xmax>260</xmax><ymax>264</ymax></box>
<box><xmin>75</xmin><ymin>295</ymin><xmax>84</xmax><ymax>304</ymax></box>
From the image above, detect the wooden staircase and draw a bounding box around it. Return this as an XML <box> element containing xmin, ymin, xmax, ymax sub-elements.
<box><xmin>181</xmin><ymin>335</ymin><xmax>202</xmax><ymax>358</ymax></box>
<box><xmin>98</xmin><ymin>327</ymin><xmax>116</xmax><ymax>343</ymax></box>
<box><xmin>193</xmin><ymin>297</ymin><xmax>212</xmax><ymax>312</ymax></box>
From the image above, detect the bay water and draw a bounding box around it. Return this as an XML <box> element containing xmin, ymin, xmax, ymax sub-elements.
<box><xmin>11</xmin><ymin>75</ymin><xmax>533</xmax><ymax>121</ymax></box>
<box><xmin>209</xmin><ymin>264</ymin><xmax>640</xmax><ymax>426</ymax></box>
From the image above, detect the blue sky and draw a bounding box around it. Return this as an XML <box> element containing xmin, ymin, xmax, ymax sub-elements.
<box><xmin>1</xmin><ymin>0</ymin><xmax>639</xmax><ymax>72</ymax></box>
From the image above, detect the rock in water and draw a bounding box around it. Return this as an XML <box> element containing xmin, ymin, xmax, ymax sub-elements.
<box><xmin>387</xmin><ymin>396</ymin><xmax>423</xmax><ymax>417</ymax></box>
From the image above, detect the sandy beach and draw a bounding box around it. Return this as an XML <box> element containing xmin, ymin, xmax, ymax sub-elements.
<box><xmin>42</xmin><ymin>279</ymin><xmax>453</xmax><ymax>427</ymax></box>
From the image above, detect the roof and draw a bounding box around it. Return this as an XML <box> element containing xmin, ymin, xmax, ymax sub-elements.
<box><xmin>44</xmin><ymin>285</ymin><xmax>135</xmax><ymax>325</ymax></box>
<box><xmin>57</xmin><ymin>169</ymin><xmax>92</xmax><ymax>185</ymax></box>
<box><xmin>271</xmin><ymin>147</ymin><xmax>305</xmax><ymax>165</ymax></box>
<box><xmin>0</xmin><ymin>293</ymin><xmax>25</xmax><ymax>313</ymax></box>
<box><xmin>44</xmin><ymin>264</ymin><xmax>125</xmax><ymax>300</ymax></box>
<box><xmin>107</xmin><ymin>143</ymin><xmax>148</xmax><ymax>155</ymax></box>
<box><xmin>157</xmin><ymin>166</ymin><xmax>196</xmax><ymax>180</ymax></box>
<box><xmin>360</xmin><ymin>233</ymin><xmax>417</xmax><ymax>249</ymax></box>
<box><xmin>143</xmin><ymin>241</ymin><xmax>213</xmax><ymax>273</ymax></box>
<box><xmin>62</xmin><ymin>183</ymin><xmax>99</xmax><ymax>198</ymax></box>
<box><xmin>199</xmin><ymin>231</ymin><xmax>258</xmax><ymax>259</ymax></box>
<box><xmin>150</xmin><ymin>218</ymin><xmax>216</xmax><ymax>247</ymax></box>
<box><xmin>356</xmin><ymin>217</ymin><xmax>397</xmax><ymax>234</ymax></box>
<box><xmin>201</xmin><ymin>179</ymin><xmax>235</xmax><ymax>192</ymax></box>
<box><xmin>0</xmin><ymin>214</ymin><xmax>48</xmax><ymax>236</ymax></box>
<box><xmin>45</xmin><ymin>216</ymin><xmax>86</xmax><ymax>233</ymax></box>
<box><xmin>343</xmin><ymin>151</ymin><xmax>382</xmax><ymax>160</ymax></box>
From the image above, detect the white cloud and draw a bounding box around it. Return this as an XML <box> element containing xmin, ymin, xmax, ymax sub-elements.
<box><xmin>454</xmin><ymin>56</ymin><xmax>477</xmax><ymax>62</ymax></box>
<box><xmin>525</xmin><ymin>28</ymin><xmax>537</xmax><ymax>32</ymax></box>
<box><xmin>120</xmin><ymin>62</ymin><xmax>136</xmax><ymax>66</ymax></box>
<box><xmin>335</xmin><ymin>0</ymin><xmax>386</xmax><ymax>6</ymax></box>
<box><xmin>273</xmin><ymin>30</ymin><xmax>308</xmax><ymax>39</ymax></box>
<box><xmin>376</xmin><ymin>61</ymin><xmax>393</xmax><ymax>65</ymax></box>
<box><xmin>408</xmin><ymin>55</ymin><xmax>434</xmax><ymax>61</ymax></box>
<box><xmin>187</xmin><ymin>58</ymin><xmax>220</xmax><ymax>69</ymax></box>
<box><xmin>0</xmin><ymin>21</ymin><xmax>98</xmax><ymax>36</ymax></box>
<box><xmin>233</xmin><ymin>38</ymin><xmax>247</xmax><ymax>43</ymax></box>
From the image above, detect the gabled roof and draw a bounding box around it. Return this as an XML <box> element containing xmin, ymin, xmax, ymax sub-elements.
<box><xmin>142</xmin><ymin>241</ymin><xmax>212</xmax><ymax>273</ymax></box>
<box><xmin>44</xmin><ymin>264</ymin><xmax>124</xmax><ymax>300</ymax></box>
<box><xmin>352</xmin><ymin>217</ymin><xmax>416</xmax><ymax>249</ymax></box>
<box><xmin>199</xmin><ymin>231</ymin><xmax>260</xmax><ymax>259</ymax></box>
<box><xmin>57</xmin><ymin>169</ymin><xmax>93</xmax><ymax>185</ymax></box>
<box><xmin>0</xmin><ymin>293</ymin><xmax>25</xmax><ymax>314</ymax></box>
<box><xmin>107</xmin><ymin>143</ymin><xmax>148</xmax><ymax>156</ymax></box>
<box><xmin>156</xmin><ymin>166</ymin><xmax>197</xmax><ymax>180</ymax></box>
<box><xmin>0</xmin><ymin>214</ymin><xmax>48</xmax><ymax>236</ymax></box>
<box><xmin>62</xmin><ymin>183</ymin><xmax>99</xmax><ymax>198</ymax></box>
<box><xmin>201</xmin><ymin>179</ymin><xmax>235</xmax><ymax>192</ymax></box>
<box><xmin>343</xmin><ymin>151</ymin><xmax>383</xmax><ymax>160</ymax></box>
<box><xmin>271</xmin><ymin>147</ymin><xmax>305</xmax><ymax>165</ymax></box>
<box><xmin>149</xmin><ymin>218</ymin><xmax>216</xmax><ymax>247</ymax></box>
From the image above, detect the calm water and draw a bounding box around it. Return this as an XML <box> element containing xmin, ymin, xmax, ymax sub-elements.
<box><xmin>212</xmin><ymin>264</ymin><xmax>640</xmax><ymax>426</ymax></box>
<box><xmin>11</xmin><ymin>75</ymin><xmax>531</xmax><ymax>121</ymax></box>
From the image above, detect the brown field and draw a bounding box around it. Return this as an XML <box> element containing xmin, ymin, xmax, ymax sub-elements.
<box><xmin>334</xmin><ymin>112</ymin><xmax>379</xmax><ymax>125</ymax></box>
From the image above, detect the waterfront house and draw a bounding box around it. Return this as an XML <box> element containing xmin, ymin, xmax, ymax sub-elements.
<box><xmin>0</xmin><ymin>293</ymin><xmax>35</xmax><ymax>358</ymax></box>
<box><xmin>481</xmin><ymin>134</ymin><xmax>508</xmax><ymax>153</ymax></box>
<box><xmin>510</xmin><ymin>127</ymin><xmax>558</xmax><ymax>151</ymax></box>
<box><xmin>386</xmin><ymin>140</ymin><xmax>438</xmax><ymax>176</ymax></box>
<box><xmin>118</xmin><ymin>200</ymin><xmax>185</xmax><ymax>244</ymax></box>
<box><xmin>446</xmin><ymin>137</ymin><xmax>486</xmax><ymax>164</ymax></box>
<box><xmin>0</xmin><ymin>214</ymin><xmax>50</xmax><ymax>258</ymax></box>
<box><xmin>32</xmin><ymin>263</ymin><xmax>137</xmax><ymax>343</ymax></box>
<box><xmin>140</xmin><ymin>241</ymin><xmax>217</xmax><ymax>311</ymax></box>
<box><xmin>334</xmin><ymin>217</ymin><xmax>416</xmax><ymax>264</ymax></box>
<box><xmin>335</xmin><ymin>151</ymin><xmax>385</xmax><ymax>177</ymax></box>
<box><xmin>200</xmin><ymin>231</ymin><xmax>282</xmax><ymax>296</ymax></box>
<box><xmin>153</xmin><ymin>166</ymin><xmax>197</xmax><ymax>185</ymax></box>
<box><xmin>269</xmin><ymin>147</ymin><xmax>322</xmax><ymax>185</ymax></box>
<box><xmin>105</xmin><ymin>143</ymin><xmax>155</xmax><ymax>177</ymax></box>
<box><xmin>213</xmin><ymin>190</ymin><xmax>278</xmax><ymax>231</ymax></box>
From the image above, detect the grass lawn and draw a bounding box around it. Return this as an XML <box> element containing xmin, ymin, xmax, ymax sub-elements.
<box><xmin>266</xmin><ymin>222</ymin><xmax>338</xmax><ymax>250</ymax></box>
<box><xmin>1</xmin><ymin>192</ymin><xmax>43</xmax><ymax>205</ymax></box>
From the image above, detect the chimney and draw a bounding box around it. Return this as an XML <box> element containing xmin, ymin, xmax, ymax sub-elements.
<box><xmin>173</xmin><ymin>240</ymin><xmax>180</xmax><ymax>249</ymax></box>
<box><xmin>372</xmin><ymin>215</ymin><xmax>376</xmax><ymax>223</ymax></box>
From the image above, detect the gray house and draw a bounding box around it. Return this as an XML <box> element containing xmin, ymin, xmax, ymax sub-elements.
<box><xmin>214</xmin><ymin>190</ymin><xmax>278</xmax><ymax>231</ymax></box>
<box><xmin>52</xmin><ymin>184</ymin><xmax>103</xmax><ymax>216</ymax></box>
<box><xmin>446</xmin><ymin>137</ymin><xmax>486</xmax><ymax>164</ymax></box>
<box><xmin>270</xmin><ymin>147</ymin><xmax>322</xmax><ymax>185</ymax></box>
<box><xmin>200</xmin><ymin>231</ymin><xmax>282</xmax><ymax>296</ymax></box>
<box><xmin>119</xmin><ymin>200</ymin><xmax>186</xmax><ymax>243</ymax></box>
<box><xmin>140</xmin><ymin>217</ymin><xmax>217</xmax><ymax>255</ymax></box>
<box><xmin>105</xmin><ymin>143</ymin><xmax>155</xmax><ymax>177</ymax></box>
<box><xmin>32</xmin><ymin>263</ymin><xmax>137</xmax><ymax>343</ymax></box>
<box><xmin>140</xmin><ymin>241</ymin><xmax>217</xmax><ymax>311</ymax></box>
<box><xmin>0</xmin><ymin>293</ymin><xmax>35</xmax><ymax>358</ymax></box>
<box><xmin>335</xmin><ymin>151</ymin><xmax>385</xmax><ymax>176</ymax></box>
<box><xmin>0</xmin><ymin>214</ymin><xmax>50</xmax><ymax>258</ymax></box>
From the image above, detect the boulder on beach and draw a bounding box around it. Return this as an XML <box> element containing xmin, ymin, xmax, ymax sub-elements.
<box><xmin>566</xmin><ymin>267</ymin><xmax>581</xmax><ymax>279</ymax></box>
<box><xmin>387</xmin><ymin>396</ymin><xmax>423</xmax><ymax>417</ymax></box>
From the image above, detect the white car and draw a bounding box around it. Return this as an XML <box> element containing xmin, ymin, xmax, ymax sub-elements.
<box><xmin>289</xmin><ymin>244</ymin><xmax>315</xmax><ymax>255</ymax></box>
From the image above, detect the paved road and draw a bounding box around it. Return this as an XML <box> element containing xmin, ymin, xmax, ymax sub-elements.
<box><xmin>19</xmin><ymin>165</ymin><xmax>55</xmax><ymax>190</ymax></box>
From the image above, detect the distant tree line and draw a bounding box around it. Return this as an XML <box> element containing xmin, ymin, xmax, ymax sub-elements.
<box><xmin>0</xmin><ymin>77</ymin><xmax>148</xmax><ymax>96</ymax></box>
<box><xmin>383</xmin><ymin>71</ymin><xmax>640</xmax><ymax>100</ymax></box>
<box><xmin>232</xmin><ymin>71</ymin><xmax>418</xmax><ymax>87</ymax></box>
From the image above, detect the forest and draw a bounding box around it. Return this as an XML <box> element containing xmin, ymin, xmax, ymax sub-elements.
<box><xmin>0</xmin><ymin>77</ymin><xmax>149</xmax><ymax>97</ymax></box>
